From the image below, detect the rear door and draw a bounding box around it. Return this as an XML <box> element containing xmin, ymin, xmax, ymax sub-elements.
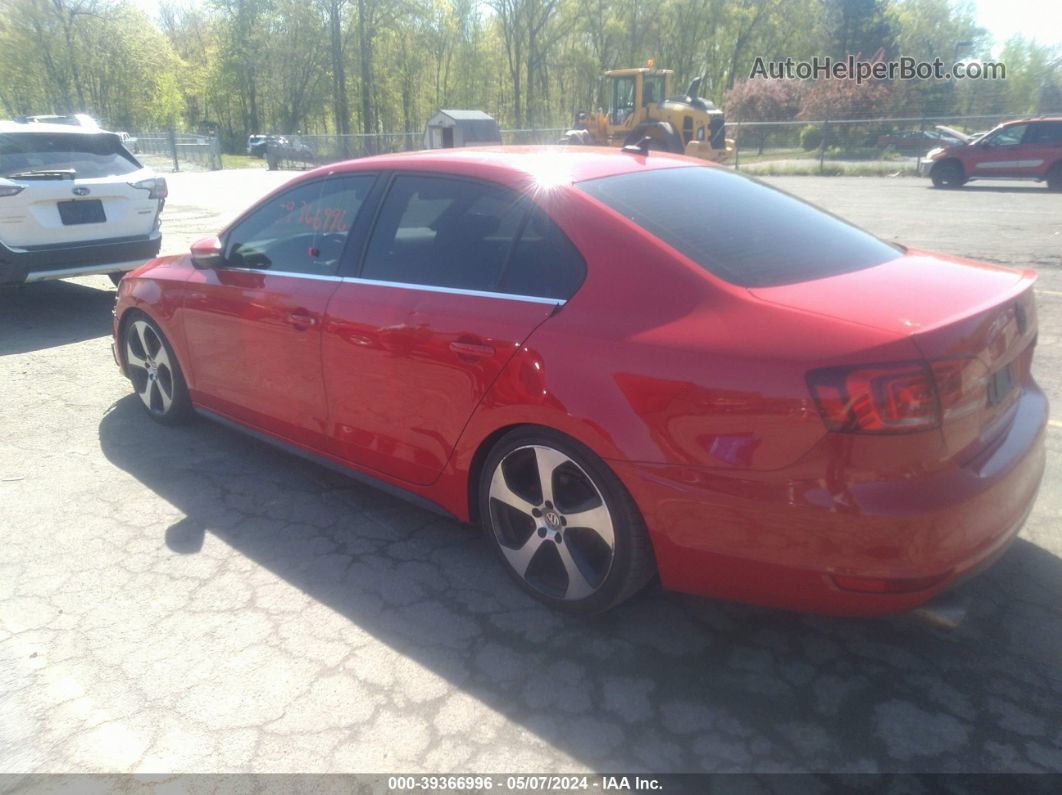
<box><xmin>1021</xmin><ymin>121</ymin><xmax>1062</xmax><ymax>178</ymax></box>
<box><xmin>321</xmin><ymin>173</ymin><xmax>585</xmax><ymax>484</ymax></box>
<box><xmin>182</xmin><ymin>173</ymin><xmax>376</xmax><ymax>449</ymax></box>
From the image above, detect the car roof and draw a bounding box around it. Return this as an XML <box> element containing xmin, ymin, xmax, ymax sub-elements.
<box><xmin>0</xmin><ymin>120</ymin><xmax>114</xmax><ymax>135</ymax></box>
<box><xmin>1004</xmin><ymin>117</ymin><xmax>1062</xmax><ymax>125</ymax></box>
<box><xmin>308</xmin><ymin>145</ymin><xmax>700</xmax><ymax>187</ymax></box>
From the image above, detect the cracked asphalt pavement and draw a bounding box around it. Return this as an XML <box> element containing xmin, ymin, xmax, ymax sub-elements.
<box><xmin>1</xmin><ymin>171</ymin><xmax>1061</xmax><ymax>774</ymax></box>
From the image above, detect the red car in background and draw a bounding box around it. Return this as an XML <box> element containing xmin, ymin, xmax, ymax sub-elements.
<box><xmin>920</xmin><ymin>117</ymin><xmax>1062</xmax><ymax>189</ymax></box>
<box><xmin>112</xmin><ymin>147</ymin><xmax>1046</xmax><ymax>615</ymax></box>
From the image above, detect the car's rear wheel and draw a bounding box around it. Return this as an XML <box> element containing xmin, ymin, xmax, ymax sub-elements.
<box><xmin>479</xmin><ymin>428</ymin><xmax>655</xmax><ymax>613</ymax></box>
<box><xmin>122</xmin><ymin>314</ymin><xmax>192</xmax><ymax>425</ymax></box>
<box><xmin>1046</xmin><ymin>162</ymin><xmax>1062</xmax><ymax>192</ymax></box>
<box><xmin>931</xmin><ymin>160</ymin><xmax>966</xmax><ymax>188</ymax></box>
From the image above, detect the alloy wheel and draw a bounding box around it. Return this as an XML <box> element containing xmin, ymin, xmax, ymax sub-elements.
<box><xmin>488</xmin><ymin>444</ymin><xmax>616</xmax><ymax>601</ymax></box>
<box><xmin>125</xmin><ymin>320</ymin><xmax>176</xmax><ymax>416</ymax></box>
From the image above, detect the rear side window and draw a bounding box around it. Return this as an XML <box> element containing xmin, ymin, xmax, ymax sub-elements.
<box><xmin>225</xmin><ymin>175</ymin><xmax>375</xmax><ymax>275</ymax></box>
<box><xmin>500</xmin><ymin>207</ymin><xmax>586</xmax><ymax>299</ymax></box>
<box><xmin>360</xmin><ymin>174</ymin><xmax>585</xmax><ymax>300</ymax></box>
<box><xmin>0</xmin><ymin>132</ymin><xmax>141</xmax><ymax>178</ymax></box>
<box><xmin>360</xmin><ymin>175</ymin><xmax>526</xmax><ymax>291</ymax></box>
<box><xmin>1026</xmin><ymin>122</ymin><xmax>1062</xmax><ymax>144</ymax></box>
<box><xmin>578</xmin><ymin>166</ymin><xmax>900</xmax><ymax>287</ymax></box>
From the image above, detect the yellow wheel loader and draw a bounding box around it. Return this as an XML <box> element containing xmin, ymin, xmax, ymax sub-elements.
<box><xmin>561</xmin><ymin>67</ymin><xmax>733</xmax><ymax>162</ymax></box>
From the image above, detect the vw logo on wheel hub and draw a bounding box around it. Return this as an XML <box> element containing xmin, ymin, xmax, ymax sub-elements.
<box><xmin>544</xmin><ymin>510</ymin><xmax>561</xmax><ymax>529</ymax></box>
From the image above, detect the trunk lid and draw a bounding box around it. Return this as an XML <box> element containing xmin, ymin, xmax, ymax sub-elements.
<box><xmin>750</xmin><ymin>251</ymin><xmax>1039</xmax><ymax>458</ymax></box>
<box><xmin>0</xmin><ymin>170</ymin><xmax>159</xmax><ymax>247</ymax></box>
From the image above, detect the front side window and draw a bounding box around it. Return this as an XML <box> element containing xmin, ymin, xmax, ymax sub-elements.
<box><xmin>579</xmin><ymin>166</ymin><xmax>900</xmax><ymax>288</ymax></box>
<box><xmin>611</xmin><ymin>77</ymin><xmax>636</xmax><ymax>123</ymax></box>
<box><xmin>225</xmin><ymin>174</ymin><xmax>375</xmax><ymax>275</ymax></box>
<box><xmin>360</xmin><ymin>175</ymin><xmax>526</xmax><ymax>291</ymax></box>
<box><xmin>0</xmin><ymin>132</ymin><xmax>141</xmax><ymax>178</ymax></box>
<box><xmin>983</xmin><ymin>124</ymin><xmax>1028</xmax><ymax>147</ymax></box>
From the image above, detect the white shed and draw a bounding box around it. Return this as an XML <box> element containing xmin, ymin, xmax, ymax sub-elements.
<box><xmin>424</xmin><ymin>110</ymin><xmax>502</xmax><ymax>149</ymax></box>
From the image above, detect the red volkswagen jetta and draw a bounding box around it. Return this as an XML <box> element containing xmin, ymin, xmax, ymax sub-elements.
<box><xmin>111</xmin><ymin>147</ymin><xmax>1047</xmax><ymax>615</ymax></box>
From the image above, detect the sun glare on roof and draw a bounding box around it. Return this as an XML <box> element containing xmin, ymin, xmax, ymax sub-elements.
<box><xmin>525</xmin><ymin>154</ymin><xmax>572</xmax><ymax>194</ymax></box>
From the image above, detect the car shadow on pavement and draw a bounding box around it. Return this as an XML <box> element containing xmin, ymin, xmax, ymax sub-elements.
<box><xmin>98</xmin><ymin>397</ymin><xmax>1062</xmax><ymax>773</ymax></box>
<box><xmin>929</xmin><ymin>185</ymin><xmax>1051</xmax><ymax>194</ymax></box>
<box><xmin>0</xmin><ymin>280</ymin><xmax>115</xmax><ymax>356</ymax></box>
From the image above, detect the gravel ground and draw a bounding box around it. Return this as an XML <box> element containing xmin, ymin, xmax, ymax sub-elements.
<box><xmin>1</xmin><ymin>171</ymin><xmax>1060</xmax><ymax>775</ymax></box>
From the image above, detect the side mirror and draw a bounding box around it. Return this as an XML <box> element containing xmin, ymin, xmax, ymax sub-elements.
<box><xmin>190</xmin><ymin>236</ymin><xmax>225</xmax><ymax>269</ymax></box>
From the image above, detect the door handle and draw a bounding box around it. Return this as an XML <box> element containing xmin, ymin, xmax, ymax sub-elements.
<box><xmin>449</xmin><ymin>340</ymin><xmax>494</xmax><ymax>358</ymax></box>
<box><xmin>288</xmin><ymin>309</ymin><xmax>317</xmax><ymax>330</ymax></box>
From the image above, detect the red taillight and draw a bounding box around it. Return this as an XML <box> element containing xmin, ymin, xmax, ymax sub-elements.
<box><xmin>808</xmin><ymin>356</ymin><xmax>993</xmax><ymax>434</ymax></box>
<box><xmin>807</xmin><ymin>362</ymin><xmax>940</xmax><ymax>434</ymax></box>
<box><xmin>129</xmin><ymin>176</ymin><xmax>167</xmax><ymax>200</ymax></box>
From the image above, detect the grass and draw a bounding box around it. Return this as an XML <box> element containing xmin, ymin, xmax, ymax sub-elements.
<box><xmin>739</xmin><ymin>162</ymin><xmax>919</xmax><ymax>177</ymax></box>
<box><xmin>217</xmin><ymin>153</ymin><xmax>268</xmax><ymax>169</ymax></box>
<box><xmin>735</xmin><ymin>147</ymin><xmax>915</xmax><ymax>164</ymax></box>
<box><xmin>732</xmin><ymin>147</ymin><xmax>808</xmax><ymax>163</ymax></box>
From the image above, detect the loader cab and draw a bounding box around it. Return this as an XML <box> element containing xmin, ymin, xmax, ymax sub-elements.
<box><xmin>605</xmin><ymin>68</ymin><xmax>673</xmax><ymax>127</ymax></box>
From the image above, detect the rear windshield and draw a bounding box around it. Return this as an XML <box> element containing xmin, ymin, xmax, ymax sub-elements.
<box><xmin>0</xmin><ymin>132</ymin><xmax>141</xmax><ymax>179</ymax></box>
<box><xmin>577</xmin><ymin>166</ymin><xmax>900</xmax><ymax>287</ymax></box>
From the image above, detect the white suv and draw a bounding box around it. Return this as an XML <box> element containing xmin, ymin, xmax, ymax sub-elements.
<box><xmin>0</xmin><ymin>121</ymin><xmax>165</xmax><ymax>286</ymax></box>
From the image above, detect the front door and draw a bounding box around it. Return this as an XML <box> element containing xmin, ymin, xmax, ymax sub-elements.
<box><xmin>182</xmin><ymin>174</ymin><xmax>376</xmax><ymax>449</ymax></box>
<box><xmin>967</xmin><ymin>123</ymin><xmax>1036</xmax><ymax>177</ymax></box>
<box><xmin>321</xmin><ymin>174</ymin><xmax>586</xmax><ymax>484</ymax></box>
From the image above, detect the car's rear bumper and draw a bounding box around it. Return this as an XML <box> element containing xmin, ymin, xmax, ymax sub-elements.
<box><xmin>0</xmin><ymin>232</ymin><xmax>162</xmax><ymax>285</ymax></box>
<box><xmin>613</xmin><ymin>381</ymin><xmax>1048</xmax><ymax>616</ymax></box>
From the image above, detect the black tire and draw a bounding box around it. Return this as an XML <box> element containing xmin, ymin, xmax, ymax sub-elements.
<box><xmin>624</xmin><ymin>122</ymin><xmax>683</xmax><ymax>154</ymax></box>
<box><xmin>108</xmin><ymin>272</ymin><xmax>124</xmax><ymax>287</ymax></box>
<box><xmin>121</xmin><ymin>312</ymin><xmax>192</xmax><ymax>425</ymax></box>
<box><xmin>478</xmin><ymin>427</ymin><xmax>655</xmax><ymax>614</ymax></box>
<box><xmin>1046</xmin><ymin>163</ymin><xmax>1062</xmax><ymax>192</ymax></box>
<box><xmin>931</xmin><ymin>160</ymin><xmax>965</xmax><ymax>189</ymax></box>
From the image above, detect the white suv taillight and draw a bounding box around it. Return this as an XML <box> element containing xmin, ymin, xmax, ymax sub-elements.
<box><xmin>128</xmin><ymin>176</ymin><xmax>168</xmax><ymax>200</ymax></box>
<box><xmin>0</xmin><ymin>185</ymin><xmax>25</xmax><ymax>198</ymax></box>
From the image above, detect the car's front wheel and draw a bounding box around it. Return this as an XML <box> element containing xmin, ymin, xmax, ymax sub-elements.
<box><xmin>479</xmin><ymin>428</ymin><xmax>655</xmax><ymax>613</ymax></box>
<box><xmin>931</xmin><ymin>160</ymin><xmax>966</xmax><ymax>188</ymax></box>
<box><xmin>122</xmin><ymin>313</ymin><xmax>192</xmax><ymax>425</ymax></box>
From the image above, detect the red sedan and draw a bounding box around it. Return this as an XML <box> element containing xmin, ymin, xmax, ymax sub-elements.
<box><xmin>111</xmin><ymin>147</ymin><xmax>1047</xmax><ymax>615</ymax></box>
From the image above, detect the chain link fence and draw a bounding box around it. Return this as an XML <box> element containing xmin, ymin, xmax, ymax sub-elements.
<box><xmin>126</xmin><ymin>126</ymin><xmax>569</xmax><ymax>172</ymax></box>
<box><xmin>131</xmin><ymin>131</ymin><xmax>222</xmax><ymax>172</ymax></box>
<box><xmin>134</xmin><ymin>114</ymin><xmax>1057</xmax><ymax>177</ymax></box>
<box><xmin>729</xmin><ymin>112</ymin><xmax>1061</xmax><ymax>175</ymax></box>
<box><xmin>500</xmin><ymin>128</ymin><xmax>567</xmax><ymax>145</ymax></box>
<box><xmin>260</xmin><ymin>128</ymin><xmax>568</xmax><ymax>170</ymax></box>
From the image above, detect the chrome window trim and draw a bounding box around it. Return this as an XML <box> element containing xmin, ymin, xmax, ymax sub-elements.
<box><xmin>221</xmin><ymin>267</ymin><xmax>343</xmax><ymax>282</ymax></box>
<box><xmin>340</xmin><ymin>276</ymin><xmax>565</xmax><ymax>306</ymax></box>
<box><xmin>216</xmin><ymin>267</ymin><xmax>565</xmax><ymax>305</ymax></box>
